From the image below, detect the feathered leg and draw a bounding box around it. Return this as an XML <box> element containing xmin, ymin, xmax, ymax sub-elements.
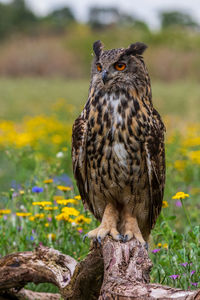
<box><xmin>84</xmin><ymin>203</ymin><xmax>122</xmax><ymax>242</ymax></box>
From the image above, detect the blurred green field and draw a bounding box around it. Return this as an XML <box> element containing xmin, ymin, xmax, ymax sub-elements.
<box><xmin>0</xmin><ymin>77</ymin><xmax>199</xmax><ymax>293</ymax></box>
<box><xmin>0</xmin><ymin>77</ymin><xmax>200</xmax><ymax>121</ymax></box>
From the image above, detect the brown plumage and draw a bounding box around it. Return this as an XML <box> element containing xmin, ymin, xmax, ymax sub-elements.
<box><xmin>72</xmin><ymin>41</ymin><xmax>165</xmax><ymax>245</ymax></box>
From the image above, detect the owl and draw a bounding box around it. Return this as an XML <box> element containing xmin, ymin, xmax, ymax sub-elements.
<box><xmin>72</xmin><ymin>40</ymin><xmax>165</xmax><ymax>247</ymax></box>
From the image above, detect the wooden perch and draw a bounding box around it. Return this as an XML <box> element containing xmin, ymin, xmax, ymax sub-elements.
<box><xmin>0</xmin><ymin>238</ymin><xmax>199</xmax><ymax>300</ymax></box>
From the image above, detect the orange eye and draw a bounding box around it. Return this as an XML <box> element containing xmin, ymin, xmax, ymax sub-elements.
<box><xmin>114</xmin><ymin>62</ymin><xmax>126</xmax><ymax>71</ymax></box>
<box><xmin>96</xmin><ymin>63</ymin><xmax>102</xmax><ymax>72</ymax></box>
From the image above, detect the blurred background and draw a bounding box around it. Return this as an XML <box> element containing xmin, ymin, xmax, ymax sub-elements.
<box><xmin>0</xmin><ymin>0</ymin><xmax>200</xmax><ymax>191</ymax></box>
<box><xmin>0</xmin><ymin>2</ymin><xmax>199</xmax><ymax>292</ymax></box>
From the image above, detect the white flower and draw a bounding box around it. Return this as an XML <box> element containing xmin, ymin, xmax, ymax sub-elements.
<box><xmin>56</xmin><ymin>152</ymin><xmax>64</xmax><ymax>158</ymax></box>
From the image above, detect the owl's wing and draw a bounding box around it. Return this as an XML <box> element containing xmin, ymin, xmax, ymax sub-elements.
<box><xmin>72</xmin><ymin>114</ymin><xmax>94</xmax><ymax>214</ymax></box>
<box><xmin>145</xmin><ymin>109</ymin><xmax>165</xmax><ymax>229</ymax></box>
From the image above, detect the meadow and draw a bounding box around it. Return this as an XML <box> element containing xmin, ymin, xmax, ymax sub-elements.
<box><xmin>0</xmin><ymin>77</ymin><xmax>199</xmax><ymax>293</ymax></box>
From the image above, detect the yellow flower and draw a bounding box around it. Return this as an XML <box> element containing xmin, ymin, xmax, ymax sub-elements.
<box><xmin>35</xmin><ymin>213</ymin><xmax>45</xmax><ymax>219</ymax></box>
<box><xmin>55</xmin><ymin>213</ymin><xmax>73</xmax><ymax>222</ymax></box>
<box><xmin>56</xmin><ymin>199</ymin><xmax>77</xmax><ymax>205</ymax></box>
<box><xmin>174</xmin><ymin>160</ymin><xmax>186</xmax><ymax>171</ymax></box>
<box><xmin>57</xmin><ymin>185</ymin><xmax>71</xmax><ymax>192</ymax></box>
<box><xmin>162</xmin><ymin>201</ymin><xmax>169</xmax><ymax>208</ymax></box>
<box><xmin>163</xmin><ymin>243</ymin><xmax>168</xmax><ymax>249</ymax></box>
<box><xmin>61</xmin><ymin>207</ymin><xmax>79</xmax><ymax>216</ymax></box>
<box><xmin>74</xmin><ymin>195</ymin><xmax>81</xmax><ymax>200</ymax></box>
<box><xmin>47</xmin><ymin>233</ymin><xmax>56</xmax><ymax>240</ymax></box>
<box><xmin>44</xmin><ymin>179</ymin><xmax>53</xmax><ymax>184</ymax></box>
<box><xmin>53</xmin><ymin>195</ymin><xmax>64</xmax><ymax>201</ymax></box>
<box><xmin>32</xmin><ymin>201</ymin><xmax>52</xmax><ymax>207</ymax></box>
<box><xmin>190</xmin><ymin>187</ymin><xmax>200</xmax><ymax>195</ymax></box>
<box><xmin>0</xmin><ymin>209</ymin><xmax>11</xmax><ymax>214</ymax></box>
<box><xmin>172</xmin><ymin>192</ymin><xmax>189</xmax><ymax>200</ymax></box>
<box><xmin>19</xmin><ymin>190</ymin><xmax>25</xmax><ymax>195</ymax></box>
<box><xmin>16</xmin><ymin>212</ymin><xmax>32</xmax><ymax>217</ymax></box>
<box><xmin>74</xmin><ymin>215</ymin><xmax>91</xmax><ymax>224</ymax></box>
<box><xmin>45</xmin><ymin>223</ymin><xmax>49</xmax><ymax>227</ymax></box>
<box><xmin>188</xmin><ymin>150</ymin><xmax>200</xmax><ymax>165</ymax></box>
<box><xmin>29</xmin><ymin>216</ymin><xmax>35</xmax><ymax>221</ymax></box>
<box><xmin>157</xmin><ymin>243</ymin><xmax>162</xmax><ymax>247</ymax></box>
<box><xmin>43</xmin><ymin>206</ymin><xmax>58</xmax><ymax>211</ymax></box>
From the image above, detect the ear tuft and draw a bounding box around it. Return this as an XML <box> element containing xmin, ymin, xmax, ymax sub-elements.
<box><xmin>125</xmin><ymin>42</ymin><xmax>148</xmax><ymax>56</ymax></box>
<box><xmin>93</xmin><ymin>40</ymin><xmax>104</xmax><ymax>58</ymax></box>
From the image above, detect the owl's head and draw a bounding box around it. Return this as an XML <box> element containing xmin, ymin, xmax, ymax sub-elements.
<box><xmin>91</xmin><ymin>40</ymin><xmax>148</xmax><ymax>92</ymax></box>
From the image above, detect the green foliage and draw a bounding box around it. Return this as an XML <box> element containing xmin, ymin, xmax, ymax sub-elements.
<box><xmin>0</xmin><ymin>0</ymin><xmax>36</xmax><ymax>38</ymax></box>
<box><xmin>160</xmin><ymin>11</ymin><xmax>199</xmax><ymax>29</ymax></box>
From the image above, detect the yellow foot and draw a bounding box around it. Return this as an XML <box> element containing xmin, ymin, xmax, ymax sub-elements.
<box><xmin>83</xmin><ymin>225</ymin><xmax>123</xmax><ymax>244</ymax></box>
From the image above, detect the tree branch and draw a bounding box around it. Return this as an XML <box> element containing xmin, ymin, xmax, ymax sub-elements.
<box><xmin>0</xmin><ymin>239</ymin><xmax>199</xmax><ymax>300</ymax></box>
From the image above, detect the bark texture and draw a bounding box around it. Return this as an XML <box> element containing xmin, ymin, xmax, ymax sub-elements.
<box><xmin>0</xmin><ymin>238</ymin><xmax>199</xmax><ymax>300</ymax></box>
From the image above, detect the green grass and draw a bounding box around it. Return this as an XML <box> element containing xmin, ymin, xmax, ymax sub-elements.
<box><xmin>0</xmin><ymin>78</ymin><xmax>200</xmax><ymax>121</ymax></box>
<box><xmin>0</xmin><ymin>77</ymin><xmax>199</xmax><ymax>293</ymax></box>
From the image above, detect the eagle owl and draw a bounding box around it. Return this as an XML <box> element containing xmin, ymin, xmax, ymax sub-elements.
<box><xmin>72</xmin><ymin>41</ymin><xmax>165</xmax><ymax>246</ymax></box>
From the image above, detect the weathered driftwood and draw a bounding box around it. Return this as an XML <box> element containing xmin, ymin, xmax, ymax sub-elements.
<box><xmin>0</xmin><ymin>238</ymin><xmax>199</xmax><ymax>300</ymax></box>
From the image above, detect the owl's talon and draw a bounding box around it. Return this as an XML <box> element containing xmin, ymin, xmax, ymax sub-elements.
<box><xmin>83</xmin><ymin>234</ymin><xmax>88</xmax><ymax>243</ymax></box>
<box><xmin>144</xmin><ymin>242</ymin><xmax>149</xmax><ymax>251</ymax></box>
<box><xmin>97</xmin><ymin>236</ymin><xmax>101</xmax><ymax>245</ymax></box>
<box><xmin>123</xmin><ymin>234</ymin><xmax>129</xmax><ymax>243</ymax></box>
<box><xmin>117</xmin><ymin>234</ymin><xmax>124</xmax><ymax>241</ymax></box>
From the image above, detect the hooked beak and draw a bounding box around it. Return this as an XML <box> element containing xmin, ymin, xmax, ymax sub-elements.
<box><xmin>102</xmin><ymin>70</ymin><xmax>108</xmax><ymax>84</ymax></box>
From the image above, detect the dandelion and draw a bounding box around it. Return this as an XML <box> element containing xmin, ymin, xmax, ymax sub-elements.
<box><xmin>16</xmin><ymin>212</ymin><xmax>32</xmax><ymax>217</ymax></box>
<box><xmin>152</xmin><ymin>248</ymin><xmax>160</xmax><ymax>253</ymax></box>
<box><xmin>174</xmin><ymin>160</ymin><xmax>187</xmax><ymax>171</ymax></box>
<box><xmin>74</xmin><ymin>215</ymin><xmax>91</xmax><ymax>224</ymax></box>
<box><xmin>172</xmin><ymin>192</ymin><xmax>189</xmax><ymax>200</ymax></box>
<box><xmin>32</xmin><ymin>201</ymin><xmax>52</xmax><ymax>207</ymax></box>
<box><xmin>74</xmin><ymin>195</ymin><xmax>81</xmax><ymax>200</ymax></box>
<box><xmin>157</xmin><ymin>243</ymin><xmax>162</xmax><ymax>247</ymax></box>
<box><xmin>32</xmin><ymin>186</ymin><xmax>44</xmax><ymax>193</ymax></box>
<box><xmin>55</xmin><ymin>213</ymin><xmax>73</xmax><ymax>222</ymax></box>
<box><xmin>53</xmin><ymin>195</ymin><xmax>64</xmax><ymax>201</ymax></box>
<box><xmin>57</xmin><ymin>185</ymin><xmax>71</xmax><ymax>192</ymax></box>
<box><xmin>56</xmin><ymin>199</ymin><xmax>77</xmax><ymax>205</ymax></box>
<box><xmin>43</xmin><ymin>207</ymin><xmax>58</xmax><ymax>211</ymax></box>
<box><xmin>19</xmin><ymin>190</ymin><xmax>25</xmax><ymax>195</ymax></box>
<box><xmin>163</xmin><ymin>243</ymin><xmax>168</xmax><ymax>249</ymax></box>
<box><xmin>44</xmin><ymin>179</ymin><xmax>53</xmax><ymax>184</ymax></box>
<box><xmin>45</xmin><ymin>223</ymin><xmax>49</xmax><ymax>227</ymax></box>
<box><xmin>169</xmin><ymin>274</ymin><xmax>180</xmax><ymax>280</ymax></box>
<box><xmin>29</xmin><ymin>216</ymin><xmax>35</xmax><ymax>221</ymax></box>
<box><xmin>47</xmin><ymin>233</ymin><xmax>56</xmax><ymax>240</ymax></box>
<box><xmin>61</xmin><ymin>207</ymin><xmax>79</xmax><ymax>216</ymax></box>
<box><xmin>162</xmin><ymin>201</ymin><xmax>168</xmax><ymax>208</ymax></box>
<box><xmin>0</xmin><ymin>209</ymin><xmax>11</xmax><ymax>215</ymax></box>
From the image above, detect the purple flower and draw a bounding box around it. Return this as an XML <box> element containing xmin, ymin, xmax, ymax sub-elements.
<box><xmin>169</xmin><ymin>274</ymin><xmax>180</xmax><ymax>280</ymax></box>
<box><xmin>180</xmin><ymin>262</ymin><xmax>188</xmax><ymax>267</ymax></box>
<box><xmin>191</xmin><ymin>282</ymin><xmax>198</xmax><ymax>287</ymax></box>
<box><xmin>47</xmin><ymin>217</ymin><xmax>52</xmax><ymax>222</ymax></box>
<box><xmin>175</xmin><ymin>200</ymin><xmax>182</xmax><ymax>207</ymax></box>
<box><xmin>78</xmin><ymin>228</ymin><xmax>83</xmax><ymax>234</ymax></box>
<box><xmin>191</xmin><ymin>270</ymin><xmax>196</xmax><ymax>276</ymax></box>
<box><xmin>152</xmin><ymin>248</ymin><xmax>160</xmax><ymax>253</ymax></box>
<box><xmin>32</xmin><ymin>186</ymin><xmax>44</xmax><ymax>193</ymax></box>
<box><xmin>30</xmin><ymin>236</ymin><xmax>34</xmax><ymax>241</ymax></box>
<box><xmin>3</xmin><ymin>216</ymin><xmax>7</xmax><ymax>220</ymax></box>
